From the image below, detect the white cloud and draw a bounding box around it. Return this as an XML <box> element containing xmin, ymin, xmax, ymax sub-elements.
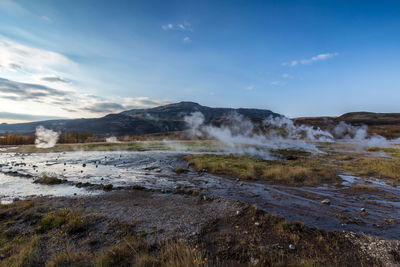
<box><xmin>162</xmin><ymin>24</ymin><xmax>174</xmax><ymax>30</ymax></box>
<box><xmin>41</xmin><ymin>15</ymin><xmax>52</xmax><ymax>22</ymax></box>
<box><xmin>162</xmin><ymin>21</ymin><xmax>193</xmax><ymax>32</ymax></box>
<box><xmin>245</xmin><ymin>85</ymin><xmax>254</xmax><ymax>91</ymax></box>
<box><xmin>0</xmin><ymin>37</ymin><xmax>74</xmax><ymax>74</ymax></box>
<box><xmin>0</xmin><ymin>37</ymin><xmax>172</xmax><ymax>123</ymax></box>
<box><xmin>282</xmin><ymin>73</ymin><xmax>293</xmax><ymax>79</ymax></box>
<box><xmin>283</xmin><ymin>52</ymin><xmax>338</xmax><ymax>67</ymax></box>
<box><xmin>183</xmin><ymin>37</ymin><xmax>191</xmax><ymax>43</ymax></box>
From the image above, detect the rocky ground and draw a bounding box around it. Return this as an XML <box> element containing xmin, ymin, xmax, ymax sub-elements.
<box><xmin>0</xmin><ymin>188</ymin><xmax>399</xmax><ymax>266</ymax></box>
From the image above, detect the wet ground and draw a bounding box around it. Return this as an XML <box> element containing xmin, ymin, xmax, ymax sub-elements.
<box><xmin>0</xmin><ymin>150</ymin><xmax>399</xmax><ymax>240</ymax></box>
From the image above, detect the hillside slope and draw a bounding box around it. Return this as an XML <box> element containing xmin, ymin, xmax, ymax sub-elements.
<box><xmin>0</xmin><ymin>102</ymin><xmax>280</xmax><ymax>136</ymax></box>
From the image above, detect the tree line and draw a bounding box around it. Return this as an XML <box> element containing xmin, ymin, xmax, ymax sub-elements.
<box><xmin>0</xmin><ymin>131</ymin><xmax>99</xmax><ymax>146</ymax></box>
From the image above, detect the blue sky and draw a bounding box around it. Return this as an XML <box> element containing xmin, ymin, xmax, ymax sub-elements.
<box><xmin>0</xmin><ymin>0</ymin><xmax>399</xmax><ymax>123</ymax></box>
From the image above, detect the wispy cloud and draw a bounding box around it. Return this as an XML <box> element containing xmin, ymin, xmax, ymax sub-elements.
<box><xmin>0</xmin><ymin>77</ymin><xmax>71</xmax><ymax>103</ymax></box>
<box><xmin>0</xmin><ymin>37</ymin><xmax>74</xmax><ymax>77</ymax></box>
<box><xmin>282</xmin><ymin>73</ymin><xmax>293</xmax><ymax>79</ymax></box>
<box><xmin>0</xmin><ymin>37</ymin><xmax>172</xmax><ymax>123</ymax></box>
<box><xmin>245</xmin><ymin>85</ymin><xmax>254</xmax><ymax>91</ymax></box>
<box><xmin>161</xmin><ymin>23</ymin><xmax>174</xmax><ymax>30</ymax></box>
<box><xmin>270</xmin><ymin>81</ymin><xmax>286</xmax><ymax>86</ymax></box>
<box><xmin>177</xmin><ymin>21</ymin><xmax>193</xmax><ymax>31</ymax></box>
<box><xmin>183</xmin><ymin>36</ymin><xmax>191</xmax><ymax>43</ymax></box>
<box><xmin>0</xmin><ymin>111</ymin><xmax>66</xmax><ymax>121</ymax></box>
<box><xmin>41</xmin><ymin>76</ymin><xmax>70</xmax><ymax>84</ymax></box>
<box><xmin>282</xmin><ymin>52</ymin><xmax>338</xmax><ymax>67</ymax></box>
<box><xmin>0</xmin><ymin>77</ymin><xmax>170</xmax><ymax>119</ymax></box>
<box><xmin>40</xmin><ymin>15</ymin><xmax>52</xmax><ymax>22</ymax></box>
<box><xmin>162</xmin><ymin>21</ymin><xmax>193</xmax><ymax>32</ymax></box>
<box><xmin>80</xmin><ymin>97</ymin><xmax>170</xmax><ymax>114</ymax></box>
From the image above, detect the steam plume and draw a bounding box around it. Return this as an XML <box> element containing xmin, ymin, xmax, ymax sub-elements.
<box><xmin>35</xmin><ymin>126</ymin><xmax>59</xmax><ymax>148</ymax></box>
<box><xmin>184</xmin><ymin>112</ymin><xmax>392</xmax><ymax>157</ymax></box>
<box><xmin>106</xmin><ymin>136</ymin><xmax>120</xmax><ymax>143</ymax></box>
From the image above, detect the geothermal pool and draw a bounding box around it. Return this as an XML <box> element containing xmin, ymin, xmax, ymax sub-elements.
<box><xmin>0</xmin><ymin>150</ymin><xmax>399</xmax><ymax>239</ymax></box>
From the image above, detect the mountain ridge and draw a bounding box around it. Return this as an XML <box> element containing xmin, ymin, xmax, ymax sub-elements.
<box><xmin>0</xmin><ymin>102</ymin><xmax>281</xmax><ymax>136</ymax></box>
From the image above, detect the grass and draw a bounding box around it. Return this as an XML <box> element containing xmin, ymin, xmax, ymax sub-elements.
<box><xmin>341</xmin><ymin>157</ymin><xmax>400</xmax><ymax>182</ymax></box>
<box><xmin>35</xmin><ymin>174</ymin><xmax>65</xmax><ymax>185</ymax></box>
<box><xmin>0</xmin><ymin>140</ymin><xmax>224</xmax><ymax>154</ymax></box>
<box><xmin>0</xmin><ymin>200</ymin><xmax>208</xmax><ymax>267</ymax></box>
<box><xmin>367</xmin><ymin>146</ymin><xmax>400</xmax><ymax>157</ymax></box>
<box><xmin>0</xmin><ymin>199</ymin><xmax>385</xmax><ymax>266</ymax></box>
<box><xmin>184</xmin><ymin>154</ymin><xmax>340</xmax><ymax>186</ymax></box>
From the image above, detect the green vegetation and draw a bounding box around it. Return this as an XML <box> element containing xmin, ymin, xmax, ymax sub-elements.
<box><xmin>184</xmin><ymin>153</ymin><xmax>340</xmax><ymax>186</ymax></box>
<box><xmin>35</xmin><ymin>174</ymin><xmax>65</xmax><ymax>185</ymax></box>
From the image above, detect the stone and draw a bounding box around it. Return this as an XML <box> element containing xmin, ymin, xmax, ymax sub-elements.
<box><xmin>321</xmin><ymin>199</ymin><xmax>331</xmax><ymax>205</ymax></box>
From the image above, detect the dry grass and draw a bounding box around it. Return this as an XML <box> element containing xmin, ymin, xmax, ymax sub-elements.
<box><xmin>367</xmin><ymin>147</ymin><xmax>400</xmax><ymax>157</ymax></box>
<box><xmin>341</xmin><ymin>157</ymin><xmax>400</xmax><ymax>182</ymax></box>
<box><xmin>184</xmin><ymin>154</ymin><xmax>340</xmax><ymax>186</ymax></box>
<box><xmin>0</xmin><ymin>140</ymin><xmax>223</xmax><ymax>154</ymax></box>
<box><xmin>35</xmin><ymin>174</ymin><xmax>65</xmax><ymax>185</ymax></box>
<box><xmin>0</xmin><ymin>200</ymin><xmax>209</xmax><ymax>267</ymax></box>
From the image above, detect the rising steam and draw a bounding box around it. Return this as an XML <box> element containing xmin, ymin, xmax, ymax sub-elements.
<box><xmin>35</xmin><ymin>126</ymin><xmax>59</xmax><ymax>148</ymax></box>
<box><xmin>183</xmin><ymin>112</ymin><xmax>391</xmax><ymax>157</ymax></box>
<box><xmin>106</xmin><ymin>136</ymin><xmax>121</xmax><ymax>143</ymax></box>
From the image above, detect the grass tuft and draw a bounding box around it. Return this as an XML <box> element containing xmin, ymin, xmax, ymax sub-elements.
<box><xmin>184</xmin><ymin>154</ymin><xmax>340</xmax><ymax>186</ymax></box>
<box><xmin>35</xmin><ymin>174</ymin><xmax>65</xmax><ymax>185</ymax></box>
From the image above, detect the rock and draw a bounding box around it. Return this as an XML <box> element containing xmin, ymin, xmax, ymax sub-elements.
<box><xmin>82</xmin><ymin>163</ymin><xmax>86</xmax><ymax>167</ymax></box>
<box><xmin>254</xmin><ymin>222</ymin><xmax>261</xmax><ymax>226</ymax></box>
<box><xmin>13</xmin><ymin>197</ymin><xmax>20</xmax><ymax>202</ymax></box>
<box><xmin>250</xmin><ymin>257</ymin><xmax>259</xmax><ymax>265</ymax></box>
<box><xmin>236</xmin><ymin>210</ymin><xmax>241</xmax><ymax>216</ymax></box>
<box><xmin>360</xmin><ymin>207</ymin><xmax>366</xmax><ymax>212</ymax></box>
<box><xmin>289</xmin><ymin>244</ymin><xmax>296</xmax><ymax>250</ymax></box>
<box><xmin>321</xmin><ymin>199</ymin><xmax>331</xmax><ymax>205</ymax></box>
<box><xmin>103</xmin><ymin>184</ymin><xmax>113</xmax><ymax>191</ymax></box>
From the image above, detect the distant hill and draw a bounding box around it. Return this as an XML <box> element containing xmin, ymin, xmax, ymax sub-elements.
<box><xmin>0</xmin><ymin>102</ymin><xmax>281</xmax><ymax>137</ymax></box>
<box><xmin>295</xmin><ymin>112</ymin><xmax>400</xmax><ymax>138</ymax></box>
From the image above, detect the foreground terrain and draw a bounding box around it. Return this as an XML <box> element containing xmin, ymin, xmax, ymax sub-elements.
<box><xmin>0</xmin><ymin>141</ymin><xmax>399</xmax><ymax>266</ymax></box>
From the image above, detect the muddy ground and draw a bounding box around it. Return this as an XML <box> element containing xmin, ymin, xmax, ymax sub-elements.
<box><xmin>1</xmin><ymin>189</ymin><xmax>399</xmax><ymax>266</ymax></box>
<box><xmin>0</xmin><ymin>147</ymin><xmax>399</xmax><ymax>266</ymax></box>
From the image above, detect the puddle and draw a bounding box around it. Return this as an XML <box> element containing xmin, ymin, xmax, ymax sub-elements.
<box><xmin>0</xmin><ymin>172</ymin><xmax>96</xmax><ymax>204</ymax></box>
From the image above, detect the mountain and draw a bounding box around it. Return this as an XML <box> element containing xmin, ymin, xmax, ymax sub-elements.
<box><xmin>0</xmin><ymin>102</ymin><xmax>281</xmax><ymax>136</ymax></box>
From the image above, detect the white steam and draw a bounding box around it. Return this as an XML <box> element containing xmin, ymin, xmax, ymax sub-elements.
<box><xmin>184</xmin><ymin>112</ymin><xmax>321</xmax><ymax>157</ymax></box>
<box><xmin>333</xmin><ymin>121</ymin><xmax>390</xmax><ymax>147</ymax></box>
<box><xmin>106</xmin><ymin>136</ymin><xmax>120</xmax><ymax>143</ymax></box>
<box><xmin>183</xmin><ymin>112</ymin><xmax>392</xmax><ymax>157</ymax></box>
<box><xmin>35</xmin><ymin>126</ymin><xmax>59</xmax><ymax>148</ymax></box>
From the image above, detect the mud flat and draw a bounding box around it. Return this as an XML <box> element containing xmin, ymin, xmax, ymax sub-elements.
<box><xmin>0</xmin><ymin>148</ymin><xmax>399</xmax><ymax>266</ymax></box>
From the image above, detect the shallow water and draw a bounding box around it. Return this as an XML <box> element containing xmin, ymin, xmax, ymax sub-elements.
<box><xmin>0</xmin><ymin>150</ymin><xmax>399</xmax><ymax>239</ymax></box>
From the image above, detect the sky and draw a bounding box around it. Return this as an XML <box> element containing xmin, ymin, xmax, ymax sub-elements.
<box><xmin>0</xmin><ymin>0</ymin><xmax>399</xmax><ymax>123</ymax></box>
